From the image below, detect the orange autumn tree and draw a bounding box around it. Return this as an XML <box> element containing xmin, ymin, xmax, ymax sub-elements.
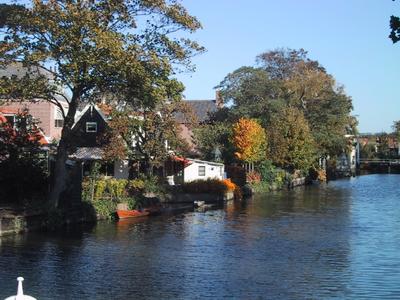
<box><xmin>232</xmin><ymin>118</ymin><xmax>267</xmax><ymax>168</ymax></box>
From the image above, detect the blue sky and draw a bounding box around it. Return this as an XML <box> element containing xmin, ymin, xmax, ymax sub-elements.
<box><xmin>176</xmin><ymin>0</ymin><xmax>400</xmax><ymax>133</ymax></box>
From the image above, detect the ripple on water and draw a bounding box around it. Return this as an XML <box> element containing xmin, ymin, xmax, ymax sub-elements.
<box><xmin>1</xmin><ymin>174</ymin><xmax>400</xmax><ymax>299</ymax></box>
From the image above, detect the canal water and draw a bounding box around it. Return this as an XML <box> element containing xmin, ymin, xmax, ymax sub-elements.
<box><xmin>1</xmin><ymin>174</ymin><xmax>400</xmax><ymax>299</ymax></box>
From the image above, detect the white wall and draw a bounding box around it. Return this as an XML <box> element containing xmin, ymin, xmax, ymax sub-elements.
<box><xmin>183</xmin><ymin>160</ymin><xmax>224</xmax><ymax>182</ymax></box>
<box><xmin>114</xmin><ymin>160</ymin><xmax>129</xmax><ymax>179</ymax></box>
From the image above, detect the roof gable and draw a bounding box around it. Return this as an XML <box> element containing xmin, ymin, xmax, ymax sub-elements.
<box><xmin>175</xmin><ymin>100</ymin><xmax>217</xmax><ymax>123</ymax></box>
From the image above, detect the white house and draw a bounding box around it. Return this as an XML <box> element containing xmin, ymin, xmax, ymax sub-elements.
<box><xmin>336</xmin><ymin>135</ymin><xmax>358</xmax><ymax>175</ymax></box>
<box><xmin>182</xmin><ymin>158</ymin><xmax>224</xmax><ymax>182</ymax></box>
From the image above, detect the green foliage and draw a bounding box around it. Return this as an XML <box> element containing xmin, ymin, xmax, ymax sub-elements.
<box><xmin>252</xmin><ymin>160</ymin><xmax>288</xmax><ymax>192</ymax></box>
<box><xmin>360</xmin><ymin>143</ymin><xmax>377</xmax><ymax>159</ymax></box>
<box><xmin>257</xmin><ymin>160</ymin><xmax>277</xmax><ymax>183</ymax></box>
<box><xmin>273</xmin><ymin>170</ymin><xmax>287</xmax><ymax>189</ymax></box>
<box><xmin>390</xmin><ymin>14</ymin><xmax>400</xmax><ymax>43</ymax></box>
<box><xmin>82</xmin><ymin>175</ymin><xmax>164</xmax><ymax>201</ymax></box>
<box><xmin>90</xmin><ymin>198</ymin><xmax>117</xmax><ymax>220</ymax></box>
<box><xmin>249</xmin><ymin>181</ymin><xmax>271</xmax><ymax>193</ymax></box>
<box><xmin>94</xmin><ymin>180</ymin><xmax>108</xmax><ymax>199</ymax></box>
<box><xmin>81</xmin><ymin>175</ymin><xmax>163</xmax><ymax>219</ymax></box>
<box><xmin>103</xmin><ymin>103</ymin><xmax>192</xmax><ymax>174</ymax></box>
<box><xmin>0</xmin><ymin>0</ymin><xmax>203</xmax><ymax>207</ymax></box>
<box><xmin>216</xmin><ymin>66</ymin><xmax>279</xmax><ymax>124</ymax></box>
<box><xmin>124</xmin><ymin>196</ymin><xmax>139</xmax><ymax>210</ymax></box>
<box><xmin>138</xmin><ymin>174</ymin><xmax>164</xmax><ymax>194</ymax></box>
<box><xmin>181</xmin><ymin>179</ymin><xmax>228</xmax><ymax>195</ymax></box>
<box><xmin>393</xmin><ymin>120</ymin><xmax>400</xmax><ymax>138</ymax></box>
<box><xmin>216</xmin><ymin>48</ymin><xmax>355</xmax><ymax>161</ymax></box>
<box><xmin>376</xmin><ymin>135</ymin><xmax>392</xmax><ymax>159</ymax></box>
<box><xmin>193</xmin><ymin>122</ymin><xmax>234</xmax><ymax>163</ymax></box>
<box><xmin>107</xmin><ymin>179</ymin><xmax>128</xmax><ymax>199</ymax></box>
<box><xmin>0</xmin><ymin>109</ymin><xmax>48</xmax><ymax>204</ymax></box>
<box><xmin>268</xmin><ymin>107</ymin><xmax>317</xmax><ymax>172</ymax></box>
<box><xmin>127</xmin><ymin>179</ymin><xmax>146</xmax><ymax>195</ymax></box>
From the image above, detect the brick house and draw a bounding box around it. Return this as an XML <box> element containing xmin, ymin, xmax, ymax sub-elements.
<box><xmin>0</xmin><ymin>63</ymin><xmax>69</xmax><ymax>141</ymax></box>
<box><xmin>176</xmin><ymin>91</ymin><xmax>223</xmax><ymax>155</ymax></box>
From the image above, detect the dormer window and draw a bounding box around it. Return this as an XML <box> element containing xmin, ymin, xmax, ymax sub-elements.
<box><xmin>55</xmin><ymin>119</ymin><xmax>64</xmax><ymax>128</ymax></box>
<box><xmin>4</xmin><ymin>115</ymin><xmax>15</xmax><ymax>127</ymax></box>
<box><xmin>86</xmin><ymin>122</ymin><xmax>97</xmax><ymax>132</ymax></box>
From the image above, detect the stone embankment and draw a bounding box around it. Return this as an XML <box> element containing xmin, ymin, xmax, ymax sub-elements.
<box><xmin>0</xmin><ymin>209</ymin><xmax>45</xmax><ymax>236</ymax></box>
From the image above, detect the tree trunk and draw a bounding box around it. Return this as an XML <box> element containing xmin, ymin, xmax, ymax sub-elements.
<box><xmin>48</xmin><ymin>94</ymin><xmax>79</xmax><ymax>208</ymax></box>
<box><xmin>143</xmin><ymin>156</ymin><xmax>153</xmax><ymax>177</ymax></box>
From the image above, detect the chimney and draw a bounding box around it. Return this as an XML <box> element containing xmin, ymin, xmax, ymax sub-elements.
<box><xmin>215</xmin><ymin>90</ymin><xmax>223</xmax><ymax>109</ymax></box>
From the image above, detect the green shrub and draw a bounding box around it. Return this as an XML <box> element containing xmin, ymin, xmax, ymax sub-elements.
<box><xmin>250</xmin><ymin>163</ymin><xmax>289</xmax><ymax>192</ymax></box>
<box><xmin>90</xmin><ymin>198</ymin><xmax>117</xmax><ymax>220</ymax></box>
<box><xmin>107</xmin><ymin>179</ymin><xmax>128</xmax><ymax>199</ymax></box>
<box><xmin>181</xmin><ymin>179</ymin><xmax>227</xmax><ymax>195</ymax></box>
<box><xmin>81</xmin><ymin>178</ymin><xmax>91</xmax><ymax>201</ymax></box>
<box><xmin>94</xmin><ymin>179</ymin><xmax>107</xmax><ymax>199</ymax></box>
<box><xmin>250</xmin><ymin>181</ymin><xmax>271</xmax><ymax>193</ymax></box>
<box><xmin>81</xmin><ymin>175</ymin><xmax>164</xmax><ymax>218</ymax></box>
<box><xmin>257</xmin><ymin>160</ymin><xmax>276</xmax><ymax>183</ymax></box>
<box><xmin>127</xmin><ymin>179</ymin><xmax>146</xmax><ymax>195</ymax></box>
<box><xmin>125</xmin><ymin>196</ymin><xmax>138</xmax><ymax>210</ymax></box>
<box><xmin>139</xmin><ymin>174</ymin><xmax>163</xmax><ymax>194</ymax></box>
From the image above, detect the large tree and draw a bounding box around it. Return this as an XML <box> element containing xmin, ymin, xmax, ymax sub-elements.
<box><xmin>268</xmin><ymin>107</ymin><xmax>316</xmax><ymax>173</ymax></box>
<box><xmin>390</xmin><ymin>0</ymin><xmax>400</xmax><ymax>44</ymax></box>
<box><xmin>193</xmin><ymin>122</ymin><xmax>233</xmax><ymax>163</ymax></box>
<box><xmin>0</xmin><ymin>0</ymin><xmax>202</xmax><ymax>207</ymax></box>
<box><xmin>232</xmin><ymin>118</ymin><xmax>267</xmax><ymax>165</ymax></box>
<box><xmin>102</xmin><ymin>101</ymin><xmax>192</xmax><ymax>174</ymax></box>
<box><xmin>216</xmin><ymin>66</ymin><xmax>280</xmax><ymax>125</ymax></box>
<box><xmin>217</xmin><ymin>48</ymin><xmax>354</xmax><ymax>159</ymax></box>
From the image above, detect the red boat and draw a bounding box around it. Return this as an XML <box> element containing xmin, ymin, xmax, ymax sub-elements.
<box><xmin>116</xmin><ymin>208</ymin><xmax>150</xmax><ymax>219</ymax></box>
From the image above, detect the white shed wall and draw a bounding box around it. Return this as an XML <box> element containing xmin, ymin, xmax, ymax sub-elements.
<box><xmin>184</xmin><ymin>161</ymin><xmax>224</xmax><ymax>182</ymax></box>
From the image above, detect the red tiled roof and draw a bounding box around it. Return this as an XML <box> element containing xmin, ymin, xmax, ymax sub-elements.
<box><xmin>0</xmin><ymin>108</ymin><xmax>19</xmax><ymax>114</ymax></box>
<box><xmin>171</xmin><ymin>155</ymin><xmax>192</xmax><ymax>167</ymax></box>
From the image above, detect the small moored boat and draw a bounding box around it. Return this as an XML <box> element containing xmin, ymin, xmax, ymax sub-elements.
<box><xmin>116</xmin><ymin>208</ymin><xmax>150</xmax><ymax>219</ymax></box>
<box><xmin>116</xmin><ymin>203</ymin><xmax>150</xmax><ymax>219</ymax></box>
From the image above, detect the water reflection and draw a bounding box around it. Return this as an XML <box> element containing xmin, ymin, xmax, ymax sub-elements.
<box><xmin>1</xmin><ymin>174</ymin><xmax>400</xmax><ymax>299</ymax></box>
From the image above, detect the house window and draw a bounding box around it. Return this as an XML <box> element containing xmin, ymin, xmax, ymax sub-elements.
<box><xmin>100</xmin><ymin>162</ymin><xmax>114</xmax><ymax>177</ymax></box>
<box><xmin>198</xmin><ymin>165</ymin><xmax>206</xmax><ymax>176</ymax></box>
<box><xmin>54</xmin><ymin>119</ymin><xmax>64</xmax><ymax>128</ymax></box>
<box><xmin>86</xmin><ymin>122</ymin><xmax>97</xmax><ymax>132</ymax></box>
<box><xmin>4</xmin><ymin>115</ymin><xmax>15</xmax><ymax>127</ymax></box>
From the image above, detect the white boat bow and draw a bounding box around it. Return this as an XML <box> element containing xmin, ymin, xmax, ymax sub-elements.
<box><xmin>4</xmin><ymin>277</ymin><xmax>37</xmax><ymax>300</ymax></box>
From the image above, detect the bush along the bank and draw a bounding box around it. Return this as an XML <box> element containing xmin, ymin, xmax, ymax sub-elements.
<box><xmin>82</xmin><ymin>174</ymin><xmax>164</xmax><ymax>219</ymax></box>
<box><xmin>249</xmin><ymin>160</ymin><xmax>290</xmax><ymax>192</ymax></box>
<box><xmin>180</xmin><ymin>178</ymin><xmax>242</xmax><ymax>199</ymax></box>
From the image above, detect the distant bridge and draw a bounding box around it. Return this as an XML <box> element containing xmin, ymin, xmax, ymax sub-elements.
<box><xmin>359</xmin><ymin>159</ymin><xmax>400</xmax><ymax>173</ymax></box>
<box><xmin>359</xmin><ymin>159</ymin><xmax>400</xmax><ymax>165</ymax></box>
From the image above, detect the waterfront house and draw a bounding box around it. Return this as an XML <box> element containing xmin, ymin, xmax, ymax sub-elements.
<box><xmin>0</xmin><ymin>63</ymin><xmax>69</xmax><ymax>142</ymax></box>
<box><xmin>165</xmin><ymin>157</ymin><xmax>225</xmax><ymax>184</ymax></box>
<box><xmin>68</xmin><ymin>104</ymin><xmax>131</xmax><ymax>179</ymax></box>
<box><xmin>175</xmin><ymin>91</ymin><xmax>223</xmax><ymax>155</ymax></box>
<box><xmin>335</xmin><ymin>135</ymin><xmax>359</xmax><ymax>176</ymax></box>
<box><xmin>69</xmin><ymin>104</ymin><xmax>225</xmax><ymax>183</ymax></box>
